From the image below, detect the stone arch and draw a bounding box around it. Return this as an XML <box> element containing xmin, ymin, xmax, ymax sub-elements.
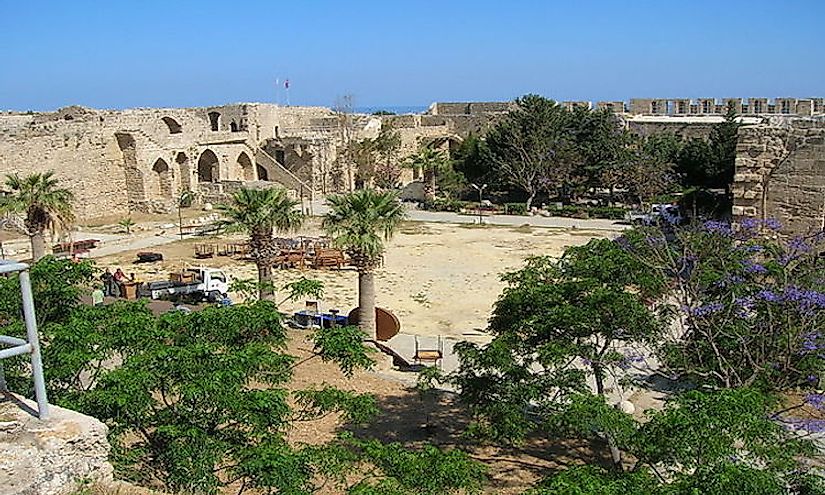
<box><xmin>175</xmin><ymin>152</ymin><xmax>191</xmax><ymax>191</ymax></box>
<box><xmin>197</xmin><ymin>149</ymin><xmax>219</xmax><ymax>182</ymax></box>
<box><xmin>162</xmin><ymin>116</ymin><xmax>182</xmax><ymax>134</ymax></box>
<box><xmin>256</xmin><ymin>165</ymin><xmax>269</xmax><ymax>181</ymax></box>
<box><xmin>208</xmin><ymin>112</ymin><xmax>221</xmax><ymax>131</ymax></box>
<box><xmin>237</xmin><ymin>152</ymin><xmax>254</xmax><ymax>181</ymax></box>
<box><xmin>151</xmin><ymin>158</ymin><xmax>173</xmax><ymax>199</ymax></box>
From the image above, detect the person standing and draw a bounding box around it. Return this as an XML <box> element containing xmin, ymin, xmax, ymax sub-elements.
<box><xmin>91</xmin><ymin>286</ymin><xmax>104</xmax><ymax>306</ymax></box>
<box><xmin>100</xmin><ymin>268</ymin><xmax>114</xmax><ymax>297</ymax></box>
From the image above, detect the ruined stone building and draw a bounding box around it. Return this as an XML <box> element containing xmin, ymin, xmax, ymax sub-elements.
<box><xmin>0</xmin><ymin>97</ymin><xmax>822</xmax><ymax>233</ymax></box>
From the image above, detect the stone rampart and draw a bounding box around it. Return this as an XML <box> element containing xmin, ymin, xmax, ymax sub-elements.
<box><xmin>733</xmin><ymin>118</ymin><xmax>825</xmax><ymax>234</ymax></box>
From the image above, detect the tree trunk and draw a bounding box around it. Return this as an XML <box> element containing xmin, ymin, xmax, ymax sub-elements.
<box><xmin>358</xmin><ymin>268</ymin><xmax>376</xmax><ymax>338</ymax></box>
<box><xmin>525</xmin><ymin>190</ymin><xmax>536</xmax><ymax>211</ymax></box>
<box><xmin>257</xmin><ymin>262</ymin><xmax>273</xmax><ymax>300</ymax></box>
<box><xmin>593</xmin><ymin>363</ymin><xmax>623</xmax><ymax>471</ymax></box>
<box><xmin>423</xmin><ymin>169</ymin><xmax>436</xmax><ymax>201</ymax></box>
<box><xmin>30</xmin><ymin>231</ymin><xmax>46</xmax><ymax>261</ymax></box>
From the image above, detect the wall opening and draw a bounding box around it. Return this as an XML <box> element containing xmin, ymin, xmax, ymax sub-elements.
<box><xmin>197</xmin><ymin>149</ymin><xmax>219</xmax><ymax>182</ymax></box>
<box><xmin>176</xmin><ymin>152</ymin><xmax>191</xmax><ymax>191</ymax></box>
<box><xmin>237</xmin><ymin>152</ymin><xmax>254</xmax><ymax>181</ymax></box>
<box><xmin>208</xmin><ymin>112</ymin><xmax>221</xmax><ymax>131</ymax></box>
<box><xmin>151</xmin><ymin>158</ymin><xmax>173</xmax><ymax>199</ymax></box>
<box><xmin>230</xmin><ymin>120</ymin><xmax>239</xmax><ymax>132</ymax></box>
<box><xmin>162</xmin><ymin>116</ymin><xmax>182</xmax><ymax>134</ymax></box>
<box><xmin>256</xmin><ymin>165</ymin><xmax>269</xmax><ymax>181</ymax></box>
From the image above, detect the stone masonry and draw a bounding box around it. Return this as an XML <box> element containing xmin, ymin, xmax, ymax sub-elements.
<box><xmin>1</xmin><ymin>97</ymin><xmax>823</xmax><ymax>228</ymax></box>
<box><xmin>732</xmin><ymin>117</ymin><xmax>825</xmax><ymax>234</ymax></box>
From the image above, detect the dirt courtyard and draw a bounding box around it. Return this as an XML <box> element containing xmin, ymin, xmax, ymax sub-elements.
<box><xmin>95</xmin><ymin>219</ymin><xmax>613</xmax><ymax>342</ymax></box>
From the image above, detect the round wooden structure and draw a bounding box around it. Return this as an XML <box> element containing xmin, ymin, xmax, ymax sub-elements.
<box><xmin>347</xmin><ymin>307</ymin><xmax>401</xmax><ymax>341</ymax></box>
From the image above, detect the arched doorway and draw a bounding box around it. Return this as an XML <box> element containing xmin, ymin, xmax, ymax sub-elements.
<box><xmin>256</xmin><ymin>165</ymin><xmax>269</xmax><ymax>181</ymax></box>
<box><xmin>151</xmin><ymin>158</ymin><xmax>173</xmax><ymax>199</ymax></box>
<box><xmin>197</xmin><ymin>149</ymin><xmax>219</xmax><ymax>182</ymax></box>
<box><xmin>237</xmin><ymin>152</ymin><xmax>254</xmax><ymax>181</ymax></box>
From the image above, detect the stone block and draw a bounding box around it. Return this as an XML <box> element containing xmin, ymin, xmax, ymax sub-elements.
<box><xmin>0</xmin><ymin>395</ymin><xmax>113</xmax><ymax>495</ymax></box>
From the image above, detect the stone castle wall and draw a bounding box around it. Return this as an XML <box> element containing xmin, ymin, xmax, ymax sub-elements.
<box><xmin>732</xmin><ymin>118</ymin><xmax>825</xmax><ymax>234</ymax></box>
<box><xmin>2</xmin><ymin>99</ymin><xmax>822</xmax><ymax>230</ymax></box>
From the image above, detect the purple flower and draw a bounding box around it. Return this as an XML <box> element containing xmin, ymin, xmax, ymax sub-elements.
<box><xmin>742</xmin><ymin>244</ymin><xmax>765</xmax><ymax>253</ymax></box>
<box><xmin>757</xmin><ymin>289</ymin><xmax>780</xmax><ymax>302</ymax></box>
<box><xmin>740</xmin><ymin>218</ymin><xmax>761</xmax><ymax>230</ymax></box>
<box><xmin>703</xmin><ymin>220</ymin><xmax>732</xmax><ymax>236</ymax></box>
<box><xmin>692</xmin><ymin>302</ymin><xmax>725</xmax><ymax>316</ymax></box>
<box><xmin>789</xmin><ymin>237</ymin><xmax>811</xmax><ymax>253</ymax></box>
<box><xmin>807</xmin><ymin>374</ymin><xmax>818</xmax><ymax>383</ymax></box>
<box><xmin>804</xmin><ymin>393</ymin><xmax>825</xmax><ymax>411</ymax></box>
<box><xmin>764</xmin><ymin>218</ymin><xmax>782</xmax><ymax>231</ymax></box>
<box><xmin>784</xmin><ymin>287</ymin><xmax>825</xmax><ymax>312</ymax></box>
<box><xmin>743</xmin><ymin>260</ymin><xmax>768</xmax><ymax>274</ymax></box>
<box><xmin>782</xmin><ymin>418</ymin><xmax>825</xmax><ymax>433</ymax></box>
<box><xmin>801</xmin><ymin>332</ymin><xmax>821</xmax><ymax>353</ymax></box>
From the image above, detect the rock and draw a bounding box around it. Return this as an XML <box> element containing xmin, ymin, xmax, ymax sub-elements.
<box><xmin>0</xmin><ymin>394</ymin><xmax>113</xmax><ymax>495</ymax></box>
<box><xmin>202</xmin><ymin>203</ymin><xmax>213</xmax><ymax>211</ymax></box>
<box><xmin>616</xmin><ymin>399</ymin><xmax>636</xmax><ymax>415</ymax></box>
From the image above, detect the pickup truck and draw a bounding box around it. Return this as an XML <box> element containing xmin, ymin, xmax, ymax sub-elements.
<box><xmin>626</xmin><ymin>204</ymin><xmax>684</xmax><ymax>226</ymax></box>
<box><xmin>139</xmin><ymin>267</ymin><xmax>229</xmax><ymax>302</ymax></box>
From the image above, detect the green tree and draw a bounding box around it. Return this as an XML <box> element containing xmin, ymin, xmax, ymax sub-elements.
<box><xmin>451</xmin><ymin>239</ymin><xmax>666</xmax><ymax>468</ymax></box>
<box><xmin>622</xmin><ymin>220</ymin><xmax>825</xmax><ymax>390</ymax></box>
<box><xmin>485</xmin><ymin>95</ymin><xmax>578</xmax><ymax>209</ymax></box>
<box><xmin>0</xmin><ymin>172</ymin><xmax>75</xmax><ymax>260</ymax></box>
<box><xmin>451</xmin><ymin>133</ymin><xmax>491</xmax><ymax>186</ymax></box>
<box><xmin>708</xmin><ymin>104</ymin><xmax>741</xmax><ymax>190</ymax></box>
<box><xmin>323</xmin><ymin>189</ymin><xmax>405</xmax><ymax>338</ymax></box>
<box><xmin>117</xmin><ymin>217</ymin><xmax>135</xmax><ymax>234</ymax></box>
<box><xmin>217</xmin><ymin>187</ymin><xmax>303</xmax><ymax>300</ymax></box>
<box><xmin>372</xmin><ymin>124</ymin><xmax>403</xmax><ymax>190</ymax></box>
<box><xmin>406</xmin><ymin>147</ymin><xmax>449</xmax><ymax>201</ymax></box>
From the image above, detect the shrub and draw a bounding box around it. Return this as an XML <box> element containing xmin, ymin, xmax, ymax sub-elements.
<box><xmin>504</xmin><ymin>203</ymin><xmax>528</xmax><ymax>216</ymax></box>
<box><xmin>547</xmin><ymin>205</ymin><xmax>626</xmax><ymax>220</ymax></box>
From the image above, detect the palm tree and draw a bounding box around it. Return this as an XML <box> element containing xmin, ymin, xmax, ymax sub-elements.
<box><xmin>217</xmin><ymin>187</ymin><xmax>303</xmax><ymax>300</ymax></box>
<box><xmin>407</xmin><ymin>147</ymin><xmax>447</xmax><ymax>202</ymax></box>
<box><xmin>0</xmin><ymin>172</ymin><xmax>75</xmax><ymax>261</ymax></box>
<box><xmin>323</xmin><ymin>189</ymin><xmax>405</xmax><ymax>337</ymax></box>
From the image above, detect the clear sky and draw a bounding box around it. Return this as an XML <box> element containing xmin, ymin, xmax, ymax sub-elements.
<box><xmin>1</xmin><ymin>0</ymin><xmax>823</xmax><ymax>111</ymax></box>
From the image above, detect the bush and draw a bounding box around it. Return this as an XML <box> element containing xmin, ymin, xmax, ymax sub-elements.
<box><xmin>423</xmin><ymin>198</ymin><xmax>468</xmax><ymax>212</ymax></box>
<box><xmin>504</xmin><ymin>203</ymin><xmax>528</xmax><ymax>216</ymax></box>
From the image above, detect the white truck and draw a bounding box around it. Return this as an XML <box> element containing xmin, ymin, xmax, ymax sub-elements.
<box><xmin>139</xmin><ymin>267</ymin><xmax>229</xmax><ymax>303</ymax></box>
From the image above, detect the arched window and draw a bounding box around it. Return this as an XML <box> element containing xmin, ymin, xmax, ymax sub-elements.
<box><xmin>230</xmin><ymin>120</ymin><xmax>239</xmax><ymax>132</ymax></box>
<box><xmin>208</xmin><ymin>112</ymin><xmax>221</xmax><ymax>131</ymax></box>
<box><xmin>256</xmin><ymin>165</ymin><xmax>269</xmax><ymax>181</ymax></box>
<box><xmin>162</xmin><ymin>116</ymin><xmax>182</xmax><ymax>134</ymax></box>
<box><xmin>197</xmin><ymin>149</ymin><xmax>219</xmax><ymax>182</ymax></box>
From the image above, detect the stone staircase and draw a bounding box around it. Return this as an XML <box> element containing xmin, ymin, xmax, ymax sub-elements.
<box><xmin>254</xmin><ymin>146</ymin><xmax>312</xmax><ymax>199</ymax></box>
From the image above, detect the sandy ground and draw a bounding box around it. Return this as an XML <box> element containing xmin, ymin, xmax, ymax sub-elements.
<box><xmin>94</xmin><ymin>218</ymin><xmax>612</xmax><ymax>344</ymax></box>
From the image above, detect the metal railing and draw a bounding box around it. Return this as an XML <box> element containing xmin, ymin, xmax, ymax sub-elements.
<box><xmin>0</xmin><ymin>260</ymin><xmax>49</xmax><ymax>419</ymax></box>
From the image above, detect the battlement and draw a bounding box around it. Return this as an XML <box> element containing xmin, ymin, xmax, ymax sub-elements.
<box><xmin>424</xmin><ymin>97</ymin><xmax>825</xmax><ymax>117</ymax></box>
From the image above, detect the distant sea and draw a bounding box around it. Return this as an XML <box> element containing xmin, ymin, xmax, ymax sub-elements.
<box><xmin>355</xmin><ymin>105</ymin><xmax>428</xmax><ymax>115</ymax></box>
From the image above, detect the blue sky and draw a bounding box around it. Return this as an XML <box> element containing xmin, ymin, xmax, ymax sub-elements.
<box><xmin>1</xmin><ymin>0</ymin><xmax>823</xmax><ymax>111</ymax></box>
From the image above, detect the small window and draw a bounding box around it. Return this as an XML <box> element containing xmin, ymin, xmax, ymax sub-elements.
<box><xmin>162</xmin><ymin>116</ymin><xmax>182</xmax><ymax>134</ymax></box>
<box><xmin>208</xmin><ymin>112</ymin><xmax>221</xmax><ymax>131</ymax></box>
<box><xmin>230</xmin><ymin>121</ymin><xmax>239</xmax><ymax>132</ymax></box>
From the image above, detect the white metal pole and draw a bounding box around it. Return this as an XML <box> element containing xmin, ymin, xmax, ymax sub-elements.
<box><xmin>18</xmin><ymin>270</ymin><xmax>49</xmax><ymax>420</ymax></box>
